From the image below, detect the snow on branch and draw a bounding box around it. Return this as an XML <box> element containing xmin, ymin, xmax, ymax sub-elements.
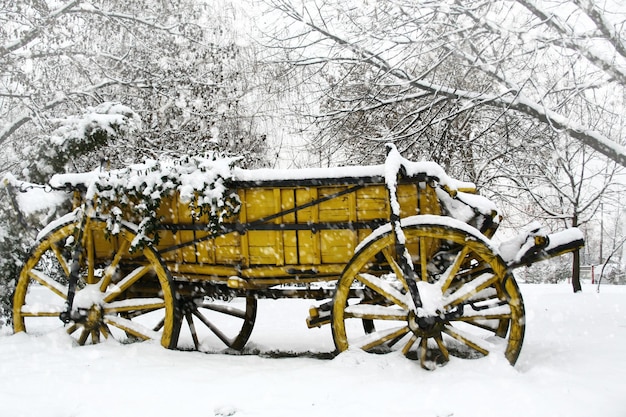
<box><xmin>0</xmin><ymin>80</ymin><xmax>121</xmax><ymax>147</ymax></box>
<box><xmin>271</xmin><ymin>0</ymin><xmax>626</xmax><ymax>167</ymax></box>
<box><xmin>24</xmin><ymin>102</ymin><xmax>141</xmax><ymax>181</ymax></box>
<box><xmin>0</xmin><ymin>0</ymin><xmax>81</xmax><ymax>58</ymax></box>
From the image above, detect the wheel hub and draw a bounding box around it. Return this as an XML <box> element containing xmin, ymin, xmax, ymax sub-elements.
<box><xmin>82</xmin><ymin>304</ymin><xmax>104</xmax><ymax>331</ymax></box>
<box><xmin>407</xmin><ymin>310</ymin><xmax>447</xmax><ymax>337</ymax></box>
<box><xmin>60</xmin><ymin>284</ymin><xmax>106</xmax><ymax>327</ymax></box>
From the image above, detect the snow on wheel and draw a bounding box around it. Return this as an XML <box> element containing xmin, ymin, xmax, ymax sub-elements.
<box><xmin>332</xmin><ymin>218</ymin><xmax>525</xmax><ymax>370</ymax></box>
<box><xmin>13</xmin><ymin>217</ymin><xmax>178</xmax><ymax>348</ymax></box>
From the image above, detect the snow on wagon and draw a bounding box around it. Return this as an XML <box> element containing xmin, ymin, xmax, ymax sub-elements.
<box><xmin>12</xmin><ymin>145</ymin><xmax>583</xmax><ymax>370</ymax></box>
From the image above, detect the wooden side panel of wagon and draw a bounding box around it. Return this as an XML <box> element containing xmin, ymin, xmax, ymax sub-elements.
<box><xmin>149</xmin><ymin>181</ymin><xmax>442</xmax><ymax>285</ymax></box>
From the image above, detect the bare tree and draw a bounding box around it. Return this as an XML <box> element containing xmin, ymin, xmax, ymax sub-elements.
<box><xmin>264</xmin><ymin>0</ymin><xmax>626</xmax><ymax>166</ymax></box>
<box><xmin>496</xmin><ymin>125</ymin><xmax>619</xmax><ymax>291</ymax></box>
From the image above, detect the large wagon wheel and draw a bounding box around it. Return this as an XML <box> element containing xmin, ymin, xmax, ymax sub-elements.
<box><xmin>13</xmin><ymin>217</ymin><xmax>178</xmax><ymax>348</ymax></box>
<box><xmin>332</xmin><ymin>217</ymin><xmax>525</xmax><ymax>370</ymax></box>
<box><xmin>175</xmin><ymin>294</ymin><xmax>257</xmax><ymax>351</ymax></box>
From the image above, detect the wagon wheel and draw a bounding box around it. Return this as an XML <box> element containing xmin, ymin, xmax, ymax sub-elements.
<box><xmin>175</xmin><ymin>294</ymin><xmax>257</xmax><ymax>351</ymax></box>
<box><xmin>332</xmin><ymin>218</ymin><xmax>525</xmax><ymax>370</ymax></box>
<box><xmin>13</xmin><ymin>217</ymin><xmax>178</xmax><ymax>348</ymax></box>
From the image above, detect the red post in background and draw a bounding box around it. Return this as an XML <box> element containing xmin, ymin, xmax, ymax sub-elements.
<box><xmin>591</xmin><ymin>265</ymin><xmax>595</xmax><ymax>284</ymax></box>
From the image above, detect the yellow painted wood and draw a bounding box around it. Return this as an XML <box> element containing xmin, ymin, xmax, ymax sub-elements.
<box><xmin>90</xmin><ymin>180</ymin><xmax>451</xmax><ymax>279</ymax></box>
<box><xmin>356</xmin><ymin>185</ymin><xmax>388</xmax><ymax>220</ymax></box>
<box><xmin>195</xmin><ymin>232</ymin><xmax>215</xmax><ymax>264</ymax></box>
<box><xmin>319</xmin><ymin>186</ymin><xmax>351</xmax><ymax>222</ymax></box>
<box><xmin>274</xmin><ymin>188</ymin><xmax>284</xmax><ymax>266</ymax></box>
<box><xmin>398</xmin><ymin>184</ymin><xmax>419</xmax><ymax>217</ymax></box>
<box><xmin>238</xmin><ymin>189</ymin><xmax>250</xmax><ymax>267</ymax></box>
<box><xmin>59</xmin><ymin>178</ymin><xmax>464</xmax><ymax>288</ymax></box>
<box><xmin>296</xmin><ymin>188</ymin><xmax>320</xmax><ymax>265</ymax></box>
<box><xmin>180</xmin><ymin>231</ymin><xmax>197</xmax><ymax>263</ymax></box>
<box><xmin>320</xmin><ymin>230</ymin><xmax>356</xmax><ymax>264</ymax></box>
<box><xmin>282</xmin><ymin>190</ymin><xmax>298</xmax><ymax>264</ymax></box>
<box><xmin>155</xmin><ymin>230</ymin><xmax>179</xmax><ymax>263</ymax></box>
<box><xmin>214</xmin><ymin>232</ymin><xmax>241</xmax><ymax>264</ymax></box>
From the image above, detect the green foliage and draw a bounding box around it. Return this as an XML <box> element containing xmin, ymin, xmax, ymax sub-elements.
<box><xmin>0</xmin><ymin>192</ymin><xmax>31</xmax><ymax>327</ymax></box>
<box><xmin>92</xmin><ymin>155</ymin><xmax>242</xmax><ymax>249</ymax></box>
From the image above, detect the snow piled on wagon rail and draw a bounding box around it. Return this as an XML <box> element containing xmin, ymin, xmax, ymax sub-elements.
<box><xmin>232</xmin><ymin>144</ymin><xmax>476</xmax><ymax>194</ymax></box>
<box><xmin>49</xmin><ymin>148</ymin><xmax>475</xmax><ymax>191</ymax></box>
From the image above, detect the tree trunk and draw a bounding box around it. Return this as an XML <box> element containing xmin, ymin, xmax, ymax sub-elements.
<box><xmin>571</xmin><ymin>214</ymin><xmax>582</xmax><ymax>292</ymax></box>
<box><xmin>572</xmin><ymin>249</ymin><xmax>582</xmax><ymax>293</ymax></box>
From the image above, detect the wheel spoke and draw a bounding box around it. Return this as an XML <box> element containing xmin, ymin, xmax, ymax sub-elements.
<box><xmin>66</xmin><ymin>323</ymin><xmax>78</xmax><ymax>335</ymax></box>
<box><xmin>102</xmin><ymin>265</ymin><xmax>152</xmax><ymax>302</ymax></box>
<box><xmin>440</xmin><ymin>247</ymin><xmax>470</xmax><ymax>293</ymax></box>
<box><xmin>446</xmin><ymin>264</ymin><xmax>494</xmax><ymax>291</ymax></box>
<box><xmin>199</xmin><ymin>303</ymin><xmax>248</xmax><ymax>319</ymax></box>
<box><xmin>20</xmin><ymin>304</ymin><xmax>64</xmax><ymax>317</ymax></box>
<box><xmin>49</xmin><ymin>242</ymin><xmax>71</xmax><ymax>277</ymax></box>
<box><xmin>98</xmin><ymin>239</ymin><xmax>131</xmax><ymax>292</ymax></box>
<box><xmin>153</xmin><ymin>317</ymin><xmax>165</xmax><ymax>332</ymax></box>
<box><xmin>28</xmin><ymin>269</ymin><xmax>67</xmax><ymax>299</ymax></box>
<box><xmin>357</xmin><ymin>326</ymin><xmax>410</xmax><ymax>351</ymax></box>
<box><xmin>100</xmin><ymin>324</ymin><xmax>111</xmax><ymax>339</ymax></box>
<box><xmin>457</xmin><ymin>299</ymin><xmax>512</xmax><ymax>320</ymax></box>
<box><xmin>419</xmin><ymin>337</ymin><xmax>429</xmax><ymax>368</ymax></box>
<box><xmin>185</xmin><ymin>312</ymin><xmax>200</xmax><ymax>350</ymax></box>
<box><xmin>434</xmin><ymin>333</ymin><xmax>449</xmax><ymax>363</ymax></box>
<box><xmin>442</xmin><ymin>273</ymin><xmax>499</xmax><ymax>309</ymax></box>
<box><xmin>192</xmin><ymin>309</ymin><xmax>233</xmax><ymax>348</ymax></box>
<box><xmin>456</xmin><ymin>311</ymin><xmax>512</xmax><ymax>322</ymax></box>
<box><xmin>381</xmin><ymin>247</ymin><xmax>409</xmax><ymax>292</ymax></box>
<box><xmin>103</xmin><ymin>297</ymin><xmax>165</xmax><ymax>314</ymax></box>
<box><xmin>355</xmin><ymin>273</ymin><xmax>410</xmax><ymax>309</ymax></box>
<box><xmin>466</xmin><ymin>287</ymin><xmax>499</xmax><ymax>303</ymax></box>
<box><xmin>401</xmin><ymin>334</ymin><xmax>418</xmax><ymax>356</ymax></box>
<box><xmin>344</xmin><ymin>304</ymin><xmax>407</xmax><ymax>321</ymax></box>
<box><xmin>461</xmin><ymin>319</ymin><xmax>499</xmax><ymax>332</ymax></box>
<box><xmin>77</xmin><ymin>329</ymin><xmax>89</xmax><ymax>345</ymax></box>
<box><xmin>104</xmin><ymin>315</ymin><xmax>159</xmax><ymax>341</ymax></box>
<box><xmin>443</xmin><ymin>324</ymin><xmax>491</xmax><ymax>356</ymax></box>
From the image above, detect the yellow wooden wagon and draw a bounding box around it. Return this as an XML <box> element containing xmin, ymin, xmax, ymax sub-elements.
<box><xmin>12</xmin><ymin>146</ymin><xmax>583</xmax><ymax>369</ymax></box>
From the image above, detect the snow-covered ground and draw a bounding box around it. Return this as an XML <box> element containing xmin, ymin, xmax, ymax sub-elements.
<box><xmin>1</xmin><ymin>283</ymin><xmax>624</xmax><ymax>417</ymax></box>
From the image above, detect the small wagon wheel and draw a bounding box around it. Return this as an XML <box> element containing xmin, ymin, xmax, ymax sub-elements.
<box><xmin>13</xmin><ymin>217</ymin><xmax>178</xmax><ymax>348</ymax></box>
<box><xmin>175</xmin><ymin>294</ymin><xmax>257</xmax><ymax>351</ymax></box>
<box><xmin>332</xmin><ymin>217</ymin><xmax>525</xmax><ymax>370</ymax></box>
